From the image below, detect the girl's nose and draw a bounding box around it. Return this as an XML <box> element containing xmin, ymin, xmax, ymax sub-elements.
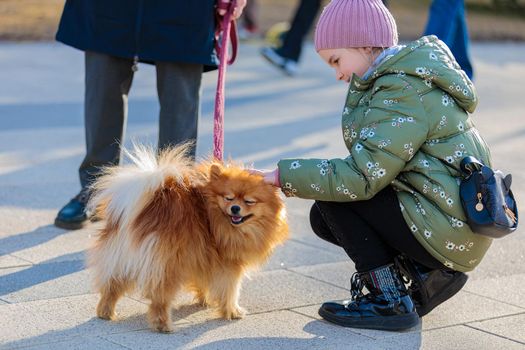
<box><xmin>336</xmin><ymin>71</ymin><xmax>345</xmax><ymax>81</ymax></box>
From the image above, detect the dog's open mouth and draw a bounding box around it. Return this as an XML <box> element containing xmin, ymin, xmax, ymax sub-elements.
<box><xmin>230</xmin><ymin>214</ymin><xmax>254</xmax><ymax>225</ymax></box>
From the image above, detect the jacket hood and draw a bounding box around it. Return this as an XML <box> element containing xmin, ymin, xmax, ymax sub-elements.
<box><xmin>362</xmin><ymin>36</ymin><xmax>478</xmax><ymax>113</ymax></box>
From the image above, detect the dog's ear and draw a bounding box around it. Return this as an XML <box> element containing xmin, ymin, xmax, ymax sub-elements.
<box><xmin>210</xmin><ymin>164</ymin><xmax>222</xmax><ymax>180</ymax></box>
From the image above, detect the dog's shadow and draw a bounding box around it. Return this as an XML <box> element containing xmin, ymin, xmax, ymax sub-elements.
<box><xmin>1</xmin><ymin>300</ymin><xmax>233</xmax><ymax>349</ymax></box>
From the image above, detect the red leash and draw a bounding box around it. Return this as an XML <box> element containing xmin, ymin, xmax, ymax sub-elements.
<box><xmin>213</xmin><ymin>0</ymin><xmax>238</xmax><ymax>161</ymax></box>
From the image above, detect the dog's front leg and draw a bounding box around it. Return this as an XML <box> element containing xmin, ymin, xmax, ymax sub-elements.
<box><xmin>210</xmin><ymin>266</ymin><xmax>246</xmax><ymax>320</ymax></box>
<box><xmin>148</xmin><ymin>282</ymin><xmax>179</xmax><ymax>333</ymax></box>
<box><xmin>97</xmin><ymin>278</ymin><xmax>131</xmax><ymax>320</ymax></box>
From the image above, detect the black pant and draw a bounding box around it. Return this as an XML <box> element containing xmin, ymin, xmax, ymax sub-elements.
<box><xmin>277</xmin><ymin>0</ymin><xmax>322</xmax><ymax>62</ymax></box>
<box><xmin>310</xmin><ymin>186</ymin><xmax>444</xmax><ymax>272</ymax></box>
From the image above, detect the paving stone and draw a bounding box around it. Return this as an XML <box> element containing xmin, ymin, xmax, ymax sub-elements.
<box><xmin>420</xmin><ymin>291</ymin><xmax>524</xmax><ymax>330</ymax></box>
<box><xmin>0</xmin><ymin>129</ymin><xmax>83</xmax><ymax>188</ymax></box>
<box><xmin>289</xmin><ymin>261</ymin><xmax>355</xmax><ymax>290</ymax></box>
<box><xmin>239</xmin><ymin>269</ymin><xmax>349</xmax><ymax>314</ymax></box>
<box><xmin>0</xmin><ymin>253</ymin><xmax>31</xmax><ymax>269</ymax></box>
<box><xmin>0</xmin><ymin>294</ymin><xmax>155</xmax><ymax>350</ymax></box>
<box><xmin>0</xmin><ymin>224</ymin><xmax>88</xmax><ymax>264</ymax></box>
<box><xmin>0</xmin><ymin>207</ymin><xmax>61</xmax><ymax>237</ymax></box>
<box><xmin>367</xmin><ymin>325</ymin><xmax>525</xmax><ymax>350</ymax></box>
<box><xmin>264</xmin><ymin>239</ymin><xmax>347</xmax><ymax>271</ymax></box>
<box><xmin>0</xmin><ymin>261</ymin><xmax>90</xmax><ymax>303</ymax></box>
<box><xmin>2</xmin><ymin>336</ymin><xmax>130</xmax><ymax>350</ymax></box>
<box><xmin>468</xmin><ymin>235</ymin><xmax>525</xmax><ymax>280</ymax></box>
<box><xmin>102</xmin><ymin>310</ymin><xmax>373</xmax><ymax>350</ymax></box>
<box><xmin>468</xmin><ymin>313</ymin><xmax>525</xmax><ymax>344</ymax></box>
<box><xmin>463</xmin><ymin>274</ymin><xmax>525</xmax><ymax>309</ymax></box>
<box><xmin>151</xmin><ymin>269</ymin><xmax>352</xmax><ymax>324</ymax></box>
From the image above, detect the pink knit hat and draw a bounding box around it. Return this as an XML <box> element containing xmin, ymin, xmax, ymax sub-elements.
<box><xmin>314</xmin><ymin>0</ymin><xmax>398</xmax><ymax>51</ymax></box>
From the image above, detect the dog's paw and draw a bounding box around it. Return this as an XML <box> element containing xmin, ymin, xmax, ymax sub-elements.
<box><xmin>96</xmin><ymin>303</ymin><xmax>116</xmax><ymax>320</ymax></box>
<box><xmin>221</xmin><ymin>306</ymin><xmax>246</xmax><ymax>320</ymax></box>
<box><xmin>193</xmin><ymin>295</ymin><xmax>208</xmax><ymax>307</ymax></box>
<box><xmin>148</xmin><ymin>310</ymin><xmax>174</xmax><ymax>333</ymax></box>
<box><xmin>152</xmin><ymin>321</ymin><xmax>174</xmax><ymax>333</ymax></box>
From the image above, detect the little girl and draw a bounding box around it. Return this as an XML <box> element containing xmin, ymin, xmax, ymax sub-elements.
<box><xmin>253</xmin><ymin>0</ymin><xmax>493</xmax><ymax>331</ymax></box>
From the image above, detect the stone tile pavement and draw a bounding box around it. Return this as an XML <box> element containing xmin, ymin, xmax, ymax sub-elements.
<box><xmin>0</xmin><ymin>41</ymin><xmax>524</xmax><ymax>349</ymax></box>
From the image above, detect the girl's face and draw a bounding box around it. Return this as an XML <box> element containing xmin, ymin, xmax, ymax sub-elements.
<box><xmin>318</xmin><ymin>48</ymin><xmax>375</xmax><ymax>83</ymax></box>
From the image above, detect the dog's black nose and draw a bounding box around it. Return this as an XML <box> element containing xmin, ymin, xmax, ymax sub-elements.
<box><xmin>231</xmin><ymin>205</ymin><xmax>241</xmax><ymax>215</ymax></box>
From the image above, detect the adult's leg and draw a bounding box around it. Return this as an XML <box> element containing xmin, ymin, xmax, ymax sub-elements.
<box><xmin>424</xmin><ymin>0</ymin><xmax>473</xmax><ymax>78</ymax></box>
<box><xmin>448</xmin><ymin>1</ymin><xmax>474</xmax><ymax>79</ymax></box>
<box><xmin>277</xmin><ymin>0</ymin><xmax>322</xmax><ymax>62</ymax></box>
<box><xmin>424</xmin><ymin>0</ymin><xmax>456</xmax><ymax>41</ymax></box>
<box><xmin>155</xmin><ymin>62</ymin><xmax>203</xmax><ymax>159</ymax></box>
<box><xmin>79</xmin><ymin>51</ymin><xmax>134</xmax><ymax>188</ymax></box>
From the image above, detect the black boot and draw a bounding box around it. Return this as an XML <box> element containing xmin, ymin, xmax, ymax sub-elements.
<box><xmin>395</xmin><ymin>255</ymin><xmax>468</xmax><ymax>317</ymax></box>
<box><xmin>54</xmin><ymin>188</ymin><xmax>92</xmax><ymax>230</ymax></box>
<box><xmin>318</xmin><ymin>264</ymin><xmax>419</xmax><ymax>331</ymax></box>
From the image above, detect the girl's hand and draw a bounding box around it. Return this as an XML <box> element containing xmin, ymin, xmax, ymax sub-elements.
<box><xmin>217</xmin><ymin>0</ymin><xmax>247</xmax><ymax>20</ymax></box>
<box><xmin>247</xmin><ymin>168</ymin><xmax>281</xmax><ymax>187</ymax></box>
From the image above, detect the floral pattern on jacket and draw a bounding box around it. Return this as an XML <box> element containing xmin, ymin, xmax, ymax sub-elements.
<box><xmin>278</xmin><ymin>36</ymin><xmax>493</xmax><ymax>272</ymax></box>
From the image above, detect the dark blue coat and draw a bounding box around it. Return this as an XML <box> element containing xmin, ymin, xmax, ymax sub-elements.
<box><xmin>56</xmin><ymin>0</ymin><xmax>218</xmax><ymax>70</ymax></box>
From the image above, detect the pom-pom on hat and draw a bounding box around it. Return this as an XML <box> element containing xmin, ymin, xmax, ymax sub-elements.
<box><xmin>314</xmin><ymin>0</ymin><xmax>398</xmax><ymax>51</ymax></box>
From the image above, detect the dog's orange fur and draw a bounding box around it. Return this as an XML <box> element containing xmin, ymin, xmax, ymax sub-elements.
<box><xmin>87</xmin><ymin>145</ymin><xmax>288</xmax><ymax>332</ymax></box>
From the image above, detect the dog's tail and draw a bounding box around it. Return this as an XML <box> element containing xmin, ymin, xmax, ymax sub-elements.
<box><xmin>88</xmin><ymin>142</ymin><xmax>194</xmax><ymax>229</ymax></box>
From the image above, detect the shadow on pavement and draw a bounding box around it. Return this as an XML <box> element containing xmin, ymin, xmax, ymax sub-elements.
<box><xmin>0</xmin><ymin>252</ymin><xmax>85</xmax><ymax>298</ymax></box>
<box><xmin>0</xmin><ymin>225</ymin><xmax>69</xmax><ymax>256</ymax></box>
<box><xmin>1</xmin><ymin>305</ymin><xmax>232</xmax><ymax>350</ymax></box>
<box><xmin>190</xmin><ymin>320</ymin><xmax>423</xmax><ymax>350</ymax></box>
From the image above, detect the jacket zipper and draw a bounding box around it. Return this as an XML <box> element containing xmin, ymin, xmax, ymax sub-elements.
<box><xmin>132</xmin><ymin>0</ymin><xmax>145</xmax><ymax>72</ymax></box>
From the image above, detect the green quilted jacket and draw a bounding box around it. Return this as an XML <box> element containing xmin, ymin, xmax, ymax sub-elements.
<box><xmin>278</xmin><ymin>36</ymin><xmax>493</xmax><ymax>272</ymax></box>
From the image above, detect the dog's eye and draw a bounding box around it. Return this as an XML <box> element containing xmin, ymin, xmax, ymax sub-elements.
<box><xmin>224</xmin><ymin>196</ymin><xmax>234</xmax><ymax>202</ymax></box>
<box><xmin>244</xmin><ymin>200</ymin><xmax>256</xmax><ymax>206</ymax></box>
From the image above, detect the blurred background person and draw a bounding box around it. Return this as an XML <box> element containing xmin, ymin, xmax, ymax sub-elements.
<box><xmin>260</xmin><ymin>0</ymin><xmax>388</xmax><ymax>76</ymax></box>
<box><xmin>424</xmin><ymin>0</ymin><xmax>474</xmax><ymax>79</ymax></box>
<box><xmin>239</xmin><ymin>0</ymin><xmax>260</xmax><ymax>40</ymax></box>
<box><xmin>260</xmin><ymin>0</ymin><xmax>323</xmax><ymax>76</ymax></box>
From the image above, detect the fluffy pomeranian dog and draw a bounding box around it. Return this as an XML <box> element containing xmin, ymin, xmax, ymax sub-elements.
<box><xmin>86</xmin><ymin>144</ymin><xmax>288</xmax><ymax>332</ymax></box>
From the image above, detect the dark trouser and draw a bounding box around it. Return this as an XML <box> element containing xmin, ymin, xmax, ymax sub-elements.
<box><xmin>277</xmin><ymin>0</ymin><xmax>322</xmax><ymax>62</ymax></box>
<box><xmin>79</xmin><ymin>51</ymin><xmax>203</xmax><ymax>188</ymax></box>
<box><xmin>310</xmin><ymin>186</ymin><xmax>444</xmax><ymax>272</ymax></box>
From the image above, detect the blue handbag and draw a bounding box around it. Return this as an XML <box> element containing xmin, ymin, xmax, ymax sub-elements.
<box><xmin>459</xmin><ymin>156</ymin><xmax>518</xmax><ymax>238</ymax></box>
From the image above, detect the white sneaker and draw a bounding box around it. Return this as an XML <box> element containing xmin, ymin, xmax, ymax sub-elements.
<box><xmin>260</xmin><ymin>47</ymin><xmax>298</xmax><ymax>76</ymax></box>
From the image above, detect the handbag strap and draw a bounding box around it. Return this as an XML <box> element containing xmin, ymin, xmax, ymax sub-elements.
<box><xmin>460</xmin><ymin>156</ymin><xmax>484</xmax><ymax>175</ymax></box>
<box><xmin>213</xmin><ymin>0</ymin><xmax>238</xmax><ymax>161</ymax></box>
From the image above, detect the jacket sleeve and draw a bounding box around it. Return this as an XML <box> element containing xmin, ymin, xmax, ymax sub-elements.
<box><xmin>278</xmin><ymin>77</ymin><xmax>429</xmax><ymax>201</ymax></box>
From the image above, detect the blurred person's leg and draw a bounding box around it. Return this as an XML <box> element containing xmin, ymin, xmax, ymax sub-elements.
<box><xmin>424</xmin><ymin>0</ymin><xmax>473</xmax><ymax>79</ymax></box>
<box><xmin>276</xmin><ymin>0</ymin><xmax>322</xmax><ymax>62</ymax></box>
<box><xmin>56</xmin><ymin>51</ymin><xmax>134</xmax><ymax>230</ymax></box>
<box><xmin>261</xmin><ymin>0</ymin><xmax>321</xmax><ymax>76</ymax></box>
<box><xmin>448</xmin><ymin>2</ymin><xmax>473</xmax><ymax>79</ymax></box>
<box><xmin>155</xmin><ymin>62</ymin><xmax>203</xmax><ymax>160</ymax></box>
<box><xmin>239</xmin><ymin>0</ymin><xmax>258</xmax><ymax>39</ymax></box>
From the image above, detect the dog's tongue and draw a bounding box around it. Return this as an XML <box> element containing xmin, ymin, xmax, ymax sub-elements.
<box><xmin>232</xmin><ymin>216</ymin><xmax>243</xmax><ymax>223</ymax></box>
